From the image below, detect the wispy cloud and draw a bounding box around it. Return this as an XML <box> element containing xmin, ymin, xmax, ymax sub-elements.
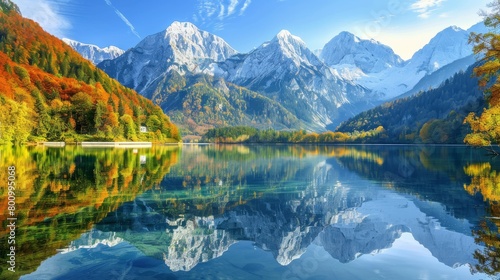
<box><xmin>410</xmin><ymin>0</ymin><xmax>446</xmax><ymax>19</ymax></box>
<box><xmin>104</xmin><ymin>0</ymin><xmax>141</xmax><ymax>39</ymax></box>
<box><xmin>240</xmin><ymin>0</ymin><xmax>251</xmax><ymax>15</ymax></box>
<box><xmin>195</xmin><ymin>0</ymin><xmax>252</xmax><ymax>29</ymax></box>
<box><xmin>12</xmin><ymin>0</ymin><xmax>71</xmax><ymax>38</ymax></box>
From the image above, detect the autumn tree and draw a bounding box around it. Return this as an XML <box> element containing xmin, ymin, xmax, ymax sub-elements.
<box><xmin>32</xmin><ymin>89</ymin><xmax>50</xmax><ymax>138</ymax></box>
<box><xmin>0</xmin><ymin>99</ymin><xmax>32</xmax><ymax>145</ymax></box>
<box><xmin>94</xmin><ymin>100</ymin><xmax>106</xmax><ymax>133</ymax></box>
<box><xmin>0</xmin><ymin>5</ymin><xmax>181</xmax><ymax>144</ymax></box>
<box><xmin>146</xmin><ymin>115</ymin><xmax>162</xmax><ymax>132</ymax></box>
<box><xmin>464</xmin><ymin>162</ymin><xmax>500</xmax><ymax>275</ymax></box>
<box><xmin>70</xmin><ymin>92</ymin><xmax>95</xmax><ymax>134</ymax></box>
<box><xmin>120</xmin><ymin>114</ymin><xmax>137</xmax><ymax>140</ymax></box>
<box><xmin>465</xmin><ymin>0</ymin><xmax>500</xmax><ymax>155</ymax></box>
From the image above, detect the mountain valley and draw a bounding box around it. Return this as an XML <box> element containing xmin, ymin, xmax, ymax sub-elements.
<box><xmin>79</xmin><ymin>20</ymin><xmax>485</xmax><ymax>138</ymax></box>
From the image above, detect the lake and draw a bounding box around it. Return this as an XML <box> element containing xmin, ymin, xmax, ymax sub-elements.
<box><xmin>0</xmin><ymin>144</ymin><xmax>499</xmax><ymax>279</ymax></box>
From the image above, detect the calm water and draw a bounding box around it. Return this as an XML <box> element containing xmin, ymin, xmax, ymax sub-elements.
<box><xmin>0</xmin><ymin>144</ymin><xmax>499</xmax><ymax>280</ymax></box>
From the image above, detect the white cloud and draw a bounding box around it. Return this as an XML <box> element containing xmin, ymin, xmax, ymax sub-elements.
<box><xmin>240</xmin><ymin>0</ymin><xmax>251</xmax><ymax>15</ymax></box>
<box><xmin>227</xmin><ymin>0</ymin><xmax>238</xmax><ymax>16</ymax></box>
<box><xmin>218</xmin><ymin>3</ymin><xmax>226</xmax><ymax>19</ymax></box>
<box><xmin>104</xmin><ymin>0</ymin><xmax>141</xmax><ymax>39</ymax></box>
<box><xmin>11</xmin><ymin>0</ymin><xmax>71</xmax><ymax>38</ymax></box>
<box><xmin>410</xmin><ymin>0</ymin><xmax>446</xmax><ymax>19</ymax></box>
<box><xmin>195</xmin><ymin>0</ymin><xmax>252</xmax><ymax>28</ymax></box>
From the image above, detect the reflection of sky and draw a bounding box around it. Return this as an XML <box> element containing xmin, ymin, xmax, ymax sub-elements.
<box><xmin>17</xmin><ymin>145</ymin><xmax>496</xmax><ymax>279</ymax></box>
<box><xmin>289</xmin><ymin>233</ymin><xmax>485</xmax><ymax>280</ymax></box>
<box><xmin>23</xmin><ymin>234</ymin><xmax>487</xmax><ymax>280</ymax></box>
<box><xmin>22</xmin><ymin>185</ymin><xmax>487</xmax><ymax>279</ymax></box>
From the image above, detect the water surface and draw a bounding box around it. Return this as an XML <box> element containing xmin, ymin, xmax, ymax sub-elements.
<box><xmin>0</xmin><ymin>144</ymin><xmax>499</xmax><ymax>279</ymax></box>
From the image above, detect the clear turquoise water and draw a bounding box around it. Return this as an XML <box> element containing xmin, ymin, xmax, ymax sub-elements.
<box><xmin>1</xmin><ymin>144</ymin><xmax>498</xmax><ymax>279</ymax></box>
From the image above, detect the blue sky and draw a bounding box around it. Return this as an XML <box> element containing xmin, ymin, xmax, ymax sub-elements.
<box><xmin>12</xmin><ymin>0</ymin><xmax>490</xmax><ymax>60</ymax></box>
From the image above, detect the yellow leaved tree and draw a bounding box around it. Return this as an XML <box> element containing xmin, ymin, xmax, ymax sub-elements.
<box><xmin>465</xmin><ymin>0</ymin><xmax>500</xmax><ymax>155</ymax></box>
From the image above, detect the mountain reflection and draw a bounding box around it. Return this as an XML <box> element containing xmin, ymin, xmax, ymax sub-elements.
<box><xmin>8</xmin><ymin>144</ymin><xmax>500</xmax><ymax>279</ymax></box>
<box><xmin>79</xmin><ymin>145</ymin><xmax>492</xmax><ymax>274</ymax></box>
<box><xmin>0</xmin><ymin>145</ymin><xmax>179</xmax><ymax>280</ymax></box>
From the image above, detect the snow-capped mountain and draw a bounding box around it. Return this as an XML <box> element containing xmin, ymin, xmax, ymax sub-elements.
<box><xmin>99</xmin><ymin>24</ymin><xmax>371</xmax><ymax>130</ymax></box>
<box><xmin>98</xmin><ymin>21</ymin><xmax>237</xmax><ymax>95</ymax></box>
<box><xmin>62</xmin><ymin>38</ymin><xmax>124</xmax><ymax>65</ymax></box>
<box><xmin>321</xmin><ymin>23</ymin><xmax>484</xmax><ymax>100</ymax></box>
<box><xmin>217</xmin><ymin>30</ymin><xmax>333</xmax><ymax>86</ymax></box>
<box><xmin>212</xmin><ymin>30</ymin><xmax>370</xmax><ymax>129</ymax></box>
<box><xmin>321</xmin><ymin>31</ymin><xmax>404</xmax><ymax>74</ymax></box>
<box><xmin>97</xmin><ymin>20</ymin><xmax>485</xmax><ymax>132</ymax></box>
<box><xmin>407</xmin><ymin>25</ymin><xmax>472</xmax><ymax>74</ymax></box>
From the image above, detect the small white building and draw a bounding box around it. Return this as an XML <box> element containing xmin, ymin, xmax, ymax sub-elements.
<box><xmin>140</xmin><ymin>126</ymin><xmax>147</xmax><ymax>133</ymax></box>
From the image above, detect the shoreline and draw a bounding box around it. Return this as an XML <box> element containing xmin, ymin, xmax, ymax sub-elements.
<box><xmin>38</xmin><ymin>141</ymin><xmax>183</xmax><ymax>148</ymax></box>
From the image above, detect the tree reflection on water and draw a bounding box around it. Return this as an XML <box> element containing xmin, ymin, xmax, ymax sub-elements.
<box><xmin>464</xmin><ymin>161</ymin><xmax>500</xmax><ymax>275</ymax></box>
<box><xmin>0</xmin><ymin>145</ymin><xmax>179</xmax><ymax>280</ymax></box>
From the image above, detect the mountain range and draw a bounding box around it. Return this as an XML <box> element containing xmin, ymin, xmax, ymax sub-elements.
<box><xmin>65</xmin><ymin>20</ymin><xmax>486</xmax><ymax>137</ymax></box>
<box><xmin>323</xmin><ymin>24</ymin><xmax>484</xmax><ymax>99</ymax></box>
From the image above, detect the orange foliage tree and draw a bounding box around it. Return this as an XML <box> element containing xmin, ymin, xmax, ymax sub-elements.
<box><xmin>464</xmin><ymin>1</ymin><xmax>500</xmax><ymax>155</ymax></box>
<box><xmin>0</xmin><ymin>5</ymin><xmax>181</xmax><ymax>144</ymax></box>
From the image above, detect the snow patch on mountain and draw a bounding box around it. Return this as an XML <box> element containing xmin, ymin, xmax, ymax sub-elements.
<box><xmin>321</xmin><ymin>31</ymin><xmax>404</xmax><ymax>74</ymax></box>
<box><xmin>62</xmin><ymin>38</ymin><xmax>124</xmax><ymax>65</ymax></box>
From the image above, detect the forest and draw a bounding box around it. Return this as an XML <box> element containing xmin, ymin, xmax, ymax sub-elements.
<box><xmin>148</xmin><ymin>71</ymin><xmax>302</xmax><ymax>139</ymax></box>
<box><xmin>201</xmin><ymin>125</ymin><xmax>386</xmax><ymax>143</ymax></box>
<box><xmin>0</xmin><ymin>2</ymin><xmax>180</xmax><ymax>145</ymax></box>
<box><xmin>199</xmin><ymin>61</ymin><xmax>489</xmax><ymax>145</ymax></box>
<box><xmin>336</xmin><ymin>66</ymin><xmax>484</xmax><ymax>144</ymax></box>
<box><xmin>0</xmin><ymin>145</ymin><xmax>179</xmax><ymax>279</ymax></box>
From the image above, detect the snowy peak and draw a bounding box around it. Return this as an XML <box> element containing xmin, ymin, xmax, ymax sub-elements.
<box><xmin>320</xmin><ymin>31</ymin><xmax>404</xmax><ymax>74</ymax></box>
<box><xmin>159</xmin><ymin>21</ymin><xmax>238</xmax><ymax>63</ymax></box>
<box><xmin>408</xmin><ymin>25</ymin><xmax>471</xmax><ymax>73</ymax></box>
<box><xmin>165</xmin><ymin>21</ymin><xmax>199</xmax><ymax>34</ymax></box>
<box><xmin>274</xmin><ymin>30</ymin><xmax>306</xmax><ymax>46</ymax></box>
<box><xmin>229</xmin><ymin>30</ymin><xmax>325</xmax><ymax>83</ymax></box>
<box><xmin>334</xmin><ymin>31</ymin><xmax>360</xmax><ymax>43</ymax></box>
<box><xmin>259</xmin><ymin>29</ymin><xmax>320</xmax><ymax>67</ymax></box>
<box><xmin>323</xmin><ymin>23</ymin><xmax>480</xmax><ymax>100</ymax></box>
<box><xmin>467</xmin><ymin>22</ymin><xmax>487</xmax><ymax>34</ymax></box>
<box><xmin>210</xmin><ymin>30</ymin><xmax>370</xmax><ymax>130</ymax></box>
<box><xmin>127</xmin><ymin>21</ymin><xmax>238</xmax><ymax>74</ymax></box>
<box><xmin>429</xmin><ymin>25</ymin><xmax>467</xmax><ymax>44</ymax></box>
<box><xmin>63</xmin><ymin>38</ymin><xmax>124</xmax><ymax>65</ymax></box>
<box><xmin>98</xmin><ymin>21</ymin><xmax>238</xmax><ymax>94</ymax></box>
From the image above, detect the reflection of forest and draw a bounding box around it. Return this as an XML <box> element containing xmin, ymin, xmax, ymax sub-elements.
<box><xmin>95</xmin><ymin>145</ymin><xmax>366</xmax><ymax>271</ymax></box>
<box><xmin>332</xmin><ymin>145</ymin><xmax>500</xmax><ymax>277</ymax></box>
<box><xmin>334</xmin><ymin>145</ymin><xmax>489</xmax><ymax>223</ymax></box>
<box><xmin>6</xmin><ymin>144</ymin><xmax>496</xmax><ymax>278</ymax></box>
<box><xmin>91</xmin><ymin>145</ymin><xmax>486</xmax><ymax>273</ymax></box>
<box><xmin>0</xmin><ymin>145</ymin><xmax>179</xmax><ymax>280</ymax></box>
<box><xmin>463</xmin><ymin>160</ymin><xmax>500</xmax><ymax>275</ymax></box>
